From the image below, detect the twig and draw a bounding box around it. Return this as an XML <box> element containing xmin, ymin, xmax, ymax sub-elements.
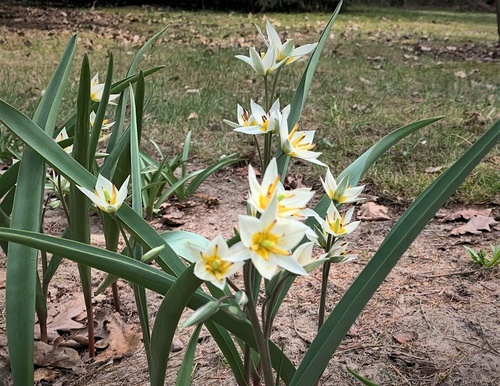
<box><xmin>445</xmin><ymin>337</ymin><xmax>500</xmax><ymax>357</ymax></box>
<box><xmin>423</xmin><ymin>267</ymin><xmax>497</xmax><ymax>278</ymax></box>
<box><xmin>477</xmin><ymin>319</ymin><xmax>500</xmax><ymax>356</ymax></box>
<box><xmin>290</xmin><ymin>314</ymin><xmax>311</xmax><ymax>345</ymax></box>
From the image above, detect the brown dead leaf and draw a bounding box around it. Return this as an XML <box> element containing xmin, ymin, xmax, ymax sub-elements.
<box><xmin>450</xmin><ymin>215</ymin><xmax>498</xmax><ymax>236</ymax></box>
<box><xmin>454</xmin><ymin>70</ymin><xmax>467</xmax><ymax>78</ymax></box>
<box><xmin>34</xmin><ymin>368</ymin><xmax>60</xmax><ymax>383</ymax></box>
<box><xmin>34</xmin><ymin>341</ymin><xmax>85</xmax><ymax>372</ymax></box>
<box><xmin>425</xmin><ymin>166</ymin><xmax>444</xmax><ymax>174</ymax></box>
<box><xmin>284</xmin><ymin>174</ymin><xmax>304</xmax><ymax>189</ymax></box>
<box><xmin>161</xmin><ymin>205</ymin><xmax>186</xmax><ymax>227</ymax></box>
<box><xmin>443</xmin><ymin>208</ymin><xmax>492</xmax><ymax>222</ymax></box>
<box><xmin>94</xmin><ymin>312</ymin><xmax>142</xmax><ymax>363</ymax></box>
<box><xmin>358</xmin><ymin>202</ymin><xmax>391</xmax><ymax>221</ymax></box>
<box><xmin>187</xmin><ymin>111</ymin><xmax>199</xmax><ymax>120</ymax></box>
<box><xmin>393</xmin><ymin>331</ymin><xmax>418</xmax><ymax>344</ymax></box>
<box><xmin>35</xmin><ymin>294</ymin><xmax>86</xmax><ymax>342</ymax></box>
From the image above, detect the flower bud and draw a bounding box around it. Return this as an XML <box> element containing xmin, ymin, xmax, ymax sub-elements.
<box><xmin>182</xmin><ymin>301</ymin><xmax>220</xmax><ymax>328</ymax></box>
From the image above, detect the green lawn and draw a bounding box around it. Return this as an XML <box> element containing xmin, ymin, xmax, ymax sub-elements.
<box><xmin>0</xmin><ymin>6</ymin><xmax>498</xmax><ymax>203</ymax></box>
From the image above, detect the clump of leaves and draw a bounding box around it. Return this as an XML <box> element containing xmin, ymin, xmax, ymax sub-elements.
<box><xmin>464</xmin><ymin>245</ymin><xmax>500</xmax><ymax>268</ymax></box>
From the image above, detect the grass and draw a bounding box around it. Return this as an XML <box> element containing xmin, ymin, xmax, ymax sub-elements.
<box><xmin>0</xmin><ymin>5</ymin><xmax>497</xmax><ymax>203</ymax></box>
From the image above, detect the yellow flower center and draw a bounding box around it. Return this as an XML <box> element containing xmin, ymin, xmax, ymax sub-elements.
<box><xmin>287</xmin><ymin>123</ymin><xmax>315</xmax><ymax>154</ymax></box>
<box><xmin>260</xmin><ymin>116</ymin><xmax>269</xmax><ymax>132</ymax></box>
<box><xmin>326</xmin><ymin>212</ymin><xmax>348</xmax><ymax>235</ymax></box>
<box><xmin>250</xmin><ymin>220</ymin><xmax>288</xmax><ymax>260</ymax></box>
<box><xmin>201</xmin><ymin>245</ymin><xmax>232</xmax><ymax>280</ymax></box>
<box><xmin>258</xmin><ymin>176</ymin><xmax>280</xmax><ymax>210</ymax></box>
<box><xmin>95</xmin><ymin>185</ymin><xmax>118</xmax><ymax>206</ymax></box>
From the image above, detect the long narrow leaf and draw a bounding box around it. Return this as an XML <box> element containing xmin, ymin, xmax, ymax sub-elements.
<box><xmin>175</xmin><ymin>323</ymin><xmax>203</xmax><ymax>386</ymax></box>
<box><xmin>150</xmin><ymin>265</ymin><xmax>202</xmax><ymax>386</ymax></box>
<box><xmin>4</xmin><ymin>35</ymin><xmax>76</xmax><ymax>385</ymax></box>
<box><xmin>308</xmin><ymin>116</ymin><xmax>443</xmax><ymax>225</ymax></box>
<box><xmin>291</xmin><ymin>121</ymin><xmax>499</xmax><ymax>385</ymax></box>
<box><xmin>129</xmin><ymin>80</ymin><xmax>153</xmax><ymax>372</ymax></box>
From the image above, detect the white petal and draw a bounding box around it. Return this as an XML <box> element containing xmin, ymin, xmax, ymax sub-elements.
<box><xmin>266</xmin><ymin>21</ymin><xmax>283</xmax><ymax>50</ymax></box>
<box><xmin>238</xmin><ymin>215</ymin><xmax>262</xmax><ymax>247</ymax></box>
<box><xmin>226</xmin><ymin>242</ymin><xmax>251</xmax><ymax>262</ymax></box>
<box><xmin>251</xmin><ymin>253</ymin><xmax>278</xmax><ymax>280</ymax></box>
<box><xmin>117</xmin><ymin>176</ymin><xmax>130</xmax><ymax>204</ymax></box>
<box><xmin>279</xmin><ymin>255</ymin><xmax>307</xmax><ymax>276</ymax></box>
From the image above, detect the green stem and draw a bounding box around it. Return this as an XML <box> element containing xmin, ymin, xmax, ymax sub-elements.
<box><xmin>253</xmin><ymin>135</ymin><xmax>264</xmax><ymax>172</ymax></box>
<box><xmin>318</xmin><ymin>261</ymin><xmax>331</xmax><ymax>331</ymax></box>
<box><xmin>244</xmin><ymin>263</ymin><xmax>274</xmax><ymax>386</ymax></box>
<box><xmin>269</xmin><ymin>67</ymin><xmax>282</xmax><ymax>105</ymax></box>
<box><xmin>263</xmin><ymin>273</ymin><xmax>291</xmax><ymax>340</ymax></box>
<box><xmin>263</xmin><ymin>132</ymin><xmax>273</xmax><ymax>171</ymax></box>
<box><xmin>243</xmin><ymin>343</ymin><xmax>251</xmax><ymax>385</ymax></box>
<box><xmin>57</xmin><ymin>174</ymin><xmax>71</xmax><ymax>223</ymax></box>
<box><xmin>264</xmin><ymin>75</ymin><xmax>270</xmax><ymax>111</ymax></box>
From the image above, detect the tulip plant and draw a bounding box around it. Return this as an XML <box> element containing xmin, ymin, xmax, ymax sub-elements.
<box><xmin>0</xmin><ymin>2</ymin><xmax>498</xmax><ymax>385</ymax></box>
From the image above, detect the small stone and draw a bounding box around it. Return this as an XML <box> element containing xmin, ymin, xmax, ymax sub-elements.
<box><xmin>170</xmin><ymin>338</ymin><xmax>184</xmax><ymax>352</ymax></box>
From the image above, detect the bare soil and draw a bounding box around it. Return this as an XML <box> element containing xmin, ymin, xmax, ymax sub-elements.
<box><xmin>0</xmin><ymin>165</ymin><xmax>499</xmax><ymax>386</ymax></box>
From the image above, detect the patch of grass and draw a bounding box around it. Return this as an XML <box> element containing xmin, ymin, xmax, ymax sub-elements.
<box><xmin>0</xmin><ymin>6</ymin><xmax>497</xmax><ymax>203</ymax></box>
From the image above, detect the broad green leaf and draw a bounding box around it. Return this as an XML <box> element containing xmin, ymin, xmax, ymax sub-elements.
<box><xmin>5</xmin><ymin>35</ymin><xmax>76</xmax><ymax>385</ymax></box>
<box><xmin>175</xmin><ymin>323</ymin><xmax>203</xmax><ymax>386</ymax></box>
<box><xmin>70</xmin><ymin>54</ymin><xmax>94</xmax><ymax>357</ymax></box>
<box><xmin>308</xmin><ymin>116</ymin><xmax>443</xmax><ymax>225</ymax></box>
<box><xmin>291</xmin><ymin>121</ymin><xmax>499</xmax><ymax>385</ymax></box>
<box><xmin>127</xmin><ymin>27</ymin><xmax>168</xmax><ymax>77</ymax></box>
<box><xmin>159</xmin><ymin>231</ymin><xmax>209</xmax><ymax>262</ymax></box>
<box><xmin>150</xmin><ymin>265</ymin><xmax>202</xmax><ymax>386</ymax></box>
<box><xmin>129</xmin><ymin>79</ymin><xmax>152</xmax><ymax>373</ymax></box>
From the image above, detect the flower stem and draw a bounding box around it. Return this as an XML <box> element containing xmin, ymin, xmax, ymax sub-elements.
<box><xmin>318</xmin><ymin>260</ymin><xmax>331</xmax><ymax>331</ymax></box>
<box><xmin>244</xmin><ymin>263</ymin><xmax>274</xmax><ymax>385</ymax></box>
<box><xmin>269</xmin><ymin>67</ymin><xmax>282</xmax><ymax>105</ymax></box>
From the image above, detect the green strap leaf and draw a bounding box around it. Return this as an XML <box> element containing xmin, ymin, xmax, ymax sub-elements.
<box><xmin>291</xmin><ymin>121</ymin><xmax>499</xmax><ymax>385</ymax></box>
<box><xmin>147</xmin><ymin>265</ymin><xmax>202</xmax><ymax>386</ymax></box>
<box><xmin>5</xmin><ymin>35</ymin><xmax>76</xmax><ymax>385</ymax></box>
<box><xmin>308</xmin><ymin>116</ymin><xmax>443</xmax><ymax>224</ymax></box>
<box><xmin>175</xmin><ymin>323</ymin><xmax>203</xmax><ymax>386</ymax></box>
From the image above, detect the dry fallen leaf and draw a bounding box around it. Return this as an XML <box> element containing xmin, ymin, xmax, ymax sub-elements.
<box><xmin>34</xmin><ymin>341</ymin><xmax>85</xmax><ymax>372</ymax></box>
<box><xmin>187</xmin><ymin>111</ymin><xmax>199</xmax><ymax>120</ymax></box>
<box><xmin>161</xmin><ymin>205</ymin><xmax>186</xmax><ymax>227</ymax></box>
<box><xmin>358</xmin><ymin>202</ymin><xmax>391</xmax><ymax>221</ymax></box>
<box><xmin>450</xmin><ymin>215</ymin><xmax>498</xmax><ymax>236</ymax></box>
<box><xmin>443</xmin><ymin>208</ymin><xmax>492</xmax><ymax>222</ymax></box>
<box><xmin>454</xmin><ymin>70</ymin><xmax>466</xmax><ymax>78</ymax></box>
<box><xmin>94</xmin><ymin>312</ymin><xmax>142</xmax><ymax>363</ymax></box>
<box><xmin>393</xmin><ymin>331</ymin><xmax>418</xmax><ymax>344</ymax></box>
<box><xmin>35</xmin><ymin>294</ymin><xmax>87</xmax><ymax>342</ymax></box>
<box><xmin>425</xmin><ymin>166</ymin><xmax>444</xmax><ymax>174</ymax></box>
<box><xmin>34</xmin><ymin>368</ymin><xmax>60</xmax><ymax>383</ymax></box>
